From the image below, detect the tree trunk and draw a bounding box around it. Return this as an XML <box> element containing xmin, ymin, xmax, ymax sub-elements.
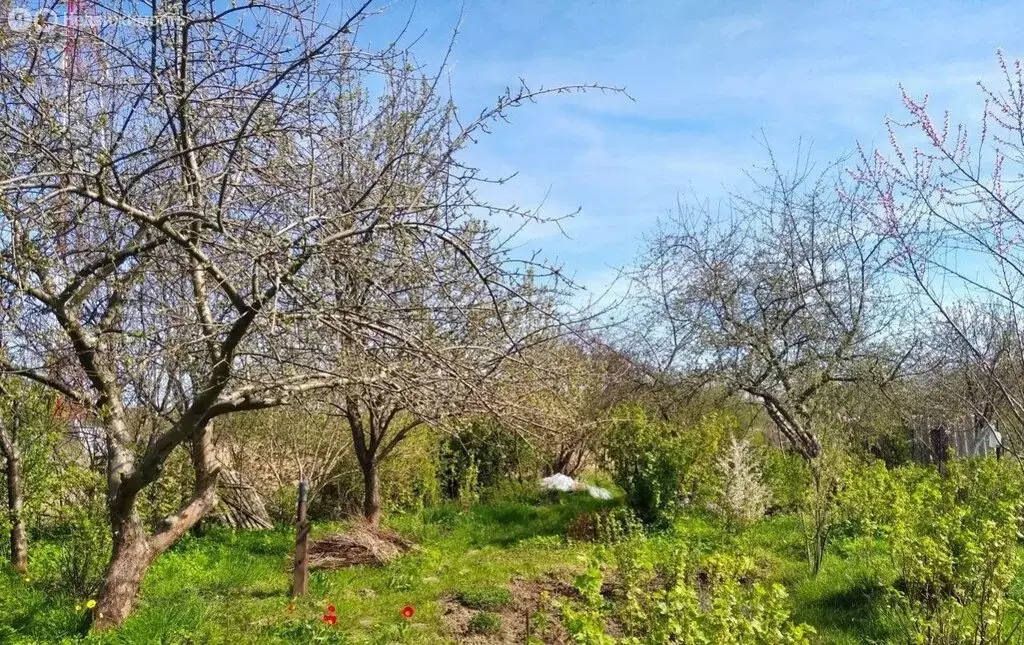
<box><xmin>91</xmin><ymin>423</ymin><xmax>221</xmax><ymax>632</ymax></box>
<box><xmin>361</xmin><ymin>459</ymin><xmax>382</xmax><ymax>527</ymax></box>
<box><xmin>189</xmin><ymin>428</ymin><xmax>219</xmax><ymax>536</ymax></box>
<box><xmin>3</xmin><ymin>446</ymin><xmax>27</xmax><ymax>574</ymax></box>
<box><xmin>548</xmin><ymin>444</ymin><xmax>588</xmax><ymax>478</ymax></box>
<box><xmin>91</xmin><ymin>516</ymin><xmax>155</xmax><ymax>631</ymax></box>
<box><xmin>0</xmin><ymin>406</ymin><xmax>27</xmax><ymax>574</ymax></box>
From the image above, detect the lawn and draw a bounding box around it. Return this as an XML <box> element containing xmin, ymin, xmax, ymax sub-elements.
<box><xmin>0</xmin><ymin>491</ymin><xmax>610</xmax><ymax>644</ymax></box>
<box><xmin>2</xmin><ymin>490</ymin><xmax>1017</xmax><ymax>644</ymax></box>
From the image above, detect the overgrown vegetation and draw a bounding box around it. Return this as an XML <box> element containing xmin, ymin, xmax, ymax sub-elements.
<box><xmin>2</xmin><ymin>0</ymin><xmax>1024</xmax><ymax>643</ymax></box>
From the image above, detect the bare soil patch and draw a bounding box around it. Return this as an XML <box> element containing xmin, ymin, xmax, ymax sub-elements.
<box><xmin>441</xmin><ymin>575</ymin><xmax>579</xmax><ymax>644</ymax></box>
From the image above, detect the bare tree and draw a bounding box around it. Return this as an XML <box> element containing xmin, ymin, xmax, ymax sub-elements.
<box><xmin>508</xmin><ymin>338</ymin><xmax>637</xmax><ymax>477</ymax></box>
<box><xmin>217</xmin><ymin>406</ymin><xmax>354</xmax><ymax>526</ymax></box>
<box><xmin>326</xmin><ymin>243</ymin><xmax>567</xmax><ymax>525</ymax></box>
<box><xmin>0</xmin><ymin>0</ymin><xmax>609</xmax><ymax>628</ymax></box>
<box><xmin>631</xmin><ymin>150</ymin><xmax>907</xmax><ymax>462</ymax></box>
<box><xmin>853</xmin><ymin>51</ymin><xmax>1024</xmax><ymax>458</ymax></box>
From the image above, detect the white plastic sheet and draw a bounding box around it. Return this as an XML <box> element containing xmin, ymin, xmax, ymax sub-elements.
<box><xmin>539</xmin><ymin>473</ymin><xmax>613</xmax><ymax>500</ymax></box>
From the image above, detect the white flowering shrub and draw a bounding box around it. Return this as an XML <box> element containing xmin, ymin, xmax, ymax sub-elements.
<box><xmin>714</xmin><ymin>436</ymin><xmax>772</xmax><ymax>528</ymax></box>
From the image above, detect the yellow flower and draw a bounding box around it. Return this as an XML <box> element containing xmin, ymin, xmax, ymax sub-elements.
<box><xmin>85</xmin><ymin>599</ymin><xmax>97</xmax><ymax>609</ymax></box>
<box><xmin>22</xmin><ymin>576</ymin><xmax>30</xmax><ymax>583</ymax></box>
<box><xmin>75</xmin><ymin>605</ymin><xmax>82</xmax><ymax>612</ymax></box>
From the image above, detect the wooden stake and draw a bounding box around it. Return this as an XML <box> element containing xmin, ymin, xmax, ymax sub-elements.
<box><xmin>291</xmin><ymin>479</ymin><xmax>309</xmax><ymax>597</ymax></box>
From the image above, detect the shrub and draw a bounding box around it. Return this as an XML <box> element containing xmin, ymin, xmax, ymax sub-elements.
<box><xmin>381</xmin><ymin>428</ymin><xmax>442</xmax><ymax>513</ymax></box>
<box><xmin>26</xmin><ymin>464</ymin><xmax>111</xmax><ymax>598</ymax></box>
<box><xmin>841</xmin><ymin>458</ymin><xmax>1023</xmax><ymax>644</ymax></box>
<box><xmin>456</xmin><ymin>586</ymin><xmax>513</xmax><ymax>611</ymax></box>
<box><xmin>642</xmin><ymin>551</ymin><xmax>813</xmax><ymax>645</ymax></box>
<box><xmin>440</xmin><ymin>418</ymin><xmax>535</xmax><ymax>500</ymax></box>
<box><xmin>567</xmin><ymin>507</ymin><xmax>644</xmax><ymax>544</ymax></box>
<box><xmin>760</xmin><ymin>448</ymin><xmax>811</xmax><ymax>514</ymax></box>
<box><xmin>601</xmin><ymin>406</ymin><xmax>727</xmax><ymax>526</ymax></box>
<box><xmin>561</xmin><ymin>540</ymin><xmax>814</xmax><ymax>644</ymax></box>
<box><xmin>314</xmin><ymin>428</ymin><xmax>442</xmax><ymax>519</ymax></box>
<box><xmin>137</xmin><ymin>444</ymin><xmax>193</xmax><ymax>530</ymax></box>
<box><xmin>713</xmin><ymin>435</ymin><xmax>771</xmax><ymax>529</ymax></box>
<box><xmin>468</xmin><ymin>611</ymin><xmax>503</xmax><ymax>635</ymax></box>
<box><xmin>267</xmin><ymin>484</ymin><xmax>300</xmax><ymax>525</ymax></box>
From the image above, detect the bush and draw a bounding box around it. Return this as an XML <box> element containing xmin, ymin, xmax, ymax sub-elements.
<box><xmin>601</xmin><ymin>406</ymin><xmax>727</xmax><ymax>526</ymax></box>
<box><xmin>468</xmin><ymin>611</ymin><xmax>503</xmax><ymax>635</ymax></box>
<box><xmin>561</xmin><ymin>539</ymin><xmax>814</xmax><ymax>644</ymax></box>
<box><xmin>382</xmin><ymin>427</ymin><xmax>442</xmax><ymax>513</ymax></box>
<box><xmin>314</xmin><ymin>427</ymin><xmax>442</xmax><ymax>519</ymax></box>
<box><xmin>456</xmin><ymin>586</ymin><xmax>513</xmax><ymax>611</ymax></box>
<box><xmin>567</xmin><ymin>506</ymin><xmax>644</xmax><ymax>544</ymax></box>
<box><xmin>440</xmin><ymin>418</ymin><xmax>535</xmax><ymax>500</ymax></box>
<box><xmin>267</xmin><ymin>484</ymin><xmax>300</xmax><ymax>525</ymax></box>
<box><xmin>26</xmin><ymin>462</ymin><xmax>110</xmax><ymax>598</ymax></box>
<box><xmin>713</xmin><ymin>435</ymin><xmax>771</xmax><ymax>529</ymax></box>
<box><xmin>760</xmin><ymin>448</ymin><xmax>811</xmax><ymax>514</ymax></box>
<box><xmin>841</xmin><ymin>458</ymin><xmax>1023</xmax><ymax>643</ymax></box>
<box><xmin>798</xmin><ymin>448</ymin><xmax>850</xmax><ymax>575</ymax></box>
<box><xmin>137</xmin><ymin>444</ymin><xmax>193</xmax><ymax>531</ymax></box>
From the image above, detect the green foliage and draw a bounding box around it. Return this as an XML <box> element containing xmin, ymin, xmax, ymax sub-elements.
<box><xmin>439</xmin><ymin>418</ymin><xmax>535</xmax><ymax>501</ymax></box>
<box><xmin>561</xmin><ymin>555</ymin><xmax>617</xmax><ymax>645</ymax></box>
<box><xmin>315</xmin><ymin>428</ymin><xmax>443</xmax><ymax>519</ymax></box>
<box><xmin>455</xmin><ymin>585</ymin><xmax>512</xmax><ymax>611</ymax></box>
<box><xmin>269</xmin><ymin>484</ymin><xmax>301</xmax><ymax>525</ymax></box>
<box><xmin>0</xmin><ymin>382</ymin><xmax>112</xmax><ymax>598</ymax></box>
<box><xmin>760</xmin><ymin>448</ymin><xmax>812</xmax><ymax>514</ymax></box>
<box><xmin>561</xmin><ymin>538</ymin><xmax>815</xmax><ymax>644</ymax></box>
<box><xmin>380</xmin><ymin>427</ymin><xmax>441</xmax><ymax>514</ymax></box>
<box><xmin>467</xmin><ymin>611</ymin><xmax>503</xmax><ymax>635</ymax></box>
<box><xmin>594</xmin><ymin>506</ymin><xmax>644</xmax><ymax>544</ymax></box>
<box><xmin>136</xmin><ymin>445</ymin><xmax>193</xmax><ymax>531</ymax></box>
<box><xmin>840</xmin><ymin>458</ymin><xmax>1024</xmax><ymax>644</ymax></box>
<box><xmin>567</xmin><ymin>506</ymin><xmax>645</xmax><ymax>544</ymax></box>
<box><xmin>641</xmin><ymin>547</ymin><xmax>813</xmax><ymax>644</ymax></box>
<box><xmin>51</xmin><ymin>485</ymin><xmax>110</xmax><ymax>598</ymax></box>
<box><xmin>601</xmin><ymin>406</ymin><xmax>727</xmax><ymax>527</ymax></box>
<box><xmin>799</xmin><ymin>450</ymin><xmax>851</xmax><ymax>576</ymax></box>
<box><xmin>0</xmin><ymin>383</ymin><xmax>62</xmax><ymax>539</ymax></box>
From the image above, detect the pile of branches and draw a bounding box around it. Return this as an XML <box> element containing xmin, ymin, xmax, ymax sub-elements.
<box><xmin>306</xmin><ymin>524</ymin><xmax>414</xmax><ymax>570</ymax></box>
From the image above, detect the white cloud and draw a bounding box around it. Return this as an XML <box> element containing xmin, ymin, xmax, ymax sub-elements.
<box><xmin>380</xmin><ymin>0</ymin><xmax>1024</xmax><ymax>297</ymax></box>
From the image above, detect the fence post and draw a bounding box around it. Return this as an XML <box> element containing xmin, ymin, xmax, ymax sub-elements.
<box><xmin>291</xmin><ymin>479</ymin><xmax>309</xmax><ymax>597</ymax></box>
<box><xmin>930</xmin><ymin>426</ymin><xmax>950</xmax><ymax>477</ymax></box>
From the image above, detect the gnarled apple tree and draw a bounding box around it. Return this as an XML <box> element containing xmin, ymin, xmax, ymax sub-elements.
<box><xmin>0</xmin><ymin>0</ymin><xmax>598</xmax><ymax>629</ymax></box>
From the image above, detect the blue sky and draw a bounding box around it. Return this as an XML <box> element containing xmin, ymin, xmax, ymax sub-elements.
<box><xmin>351</xmin><ymin>0</ymin><xmax>1023</xmax><ymax>297</ymax></box>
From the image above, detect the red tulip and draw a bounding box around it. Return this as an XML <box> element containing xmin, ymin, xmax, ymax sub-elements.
<box><xmin>322</xmin><ymin>613</ymin><xmax>337</xmax><ymax>625</ymax></box>
<box><xmin>327</xmin><ymin>604</ymin><xmax>336</xmax><ymax>614</ymax></box>
<box><xmin>401</xmin><ymin>605</ymin><xmax>415</xmax><ymax>619</ymax></box>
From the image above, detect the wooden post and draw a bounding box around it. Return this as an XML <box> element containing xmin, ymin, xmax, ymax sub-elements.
<box><xmin>291</xmin><ymin>480</ymin><xmax>309</xmax><ymax>597</ymax></box>
<box><xmin>930</xmin><ymin>425</ymin><xmax>950</xmax><ymax>477</ymax></box>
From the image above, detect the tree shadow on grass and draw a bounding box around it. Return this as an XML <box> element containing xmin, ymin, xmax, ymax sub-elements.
<box><xmin>797</xmin><ymin>578</ymin><xmax>892</xmax><ymax>643</ymax></box>
<box><xmin>465</xmin><ymin>494</ymin><xmax>616</xmax><ymax>548</ymax></box>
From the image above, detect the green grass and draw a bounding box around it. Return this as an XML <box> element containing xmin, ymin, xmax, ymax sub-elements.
<box><xmin>453</xmin><ymin>586</ymin><xmax>512</xmax><ymax>611</ymax></box>
<box><xmin>467</xmin><ymin>611</ymin><xmax>502</xmax><ymax>635</ymax></box>
<box><xmin>737</xmin><ymin>515</ymin><xmax>897</xmax><ymax>644</ymax></box>
<box><xmin>0</xmin><ymin>492</ymin><xmax>611</xmax><ymax>644</ymax></box>
<box><xmin>4</xmin><ymin>494</ymin><xmax>1021</xmax><ymax>643</ymax></box>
